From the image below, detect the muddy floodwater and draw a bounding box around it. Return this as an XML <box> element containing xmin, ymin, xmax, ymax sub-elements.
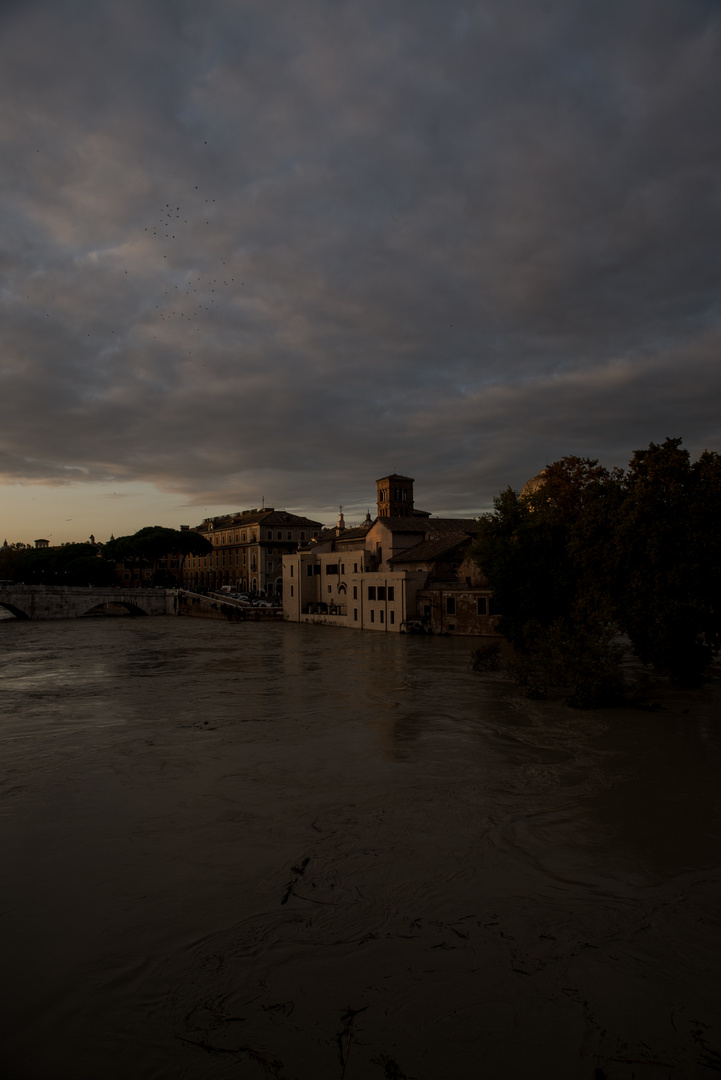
<box><xmin>1</xmin><ymin>617</ymin><xmax>720</xmax><ymax>1080</ymax></box>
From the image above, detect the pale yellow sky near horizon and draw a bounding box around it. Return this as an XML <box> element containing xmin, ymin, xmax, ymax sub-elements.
<box><xmin>0</xmin><ymin>480</ymin><xmax>356</xmax><ymax>547</ymax></box>
<box><xmin>0</xmin><ymin>480</ymin><xmax>233</xmax><ymax>546</ymax></box>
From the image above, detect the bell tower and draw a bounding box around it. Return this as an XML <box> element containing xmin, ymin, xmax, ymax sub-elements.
<box><xmin>376</xmin><ymin>474</ymin><xmax>414</xmax><ymax>518</ymax></box>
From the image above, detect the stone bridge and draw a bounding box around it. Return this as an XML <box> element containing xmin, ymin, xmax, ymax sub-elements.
<box><xmin>0</xmin><ymin>585</ymin><xmax>177</xmax><ymax>620</ymax></box>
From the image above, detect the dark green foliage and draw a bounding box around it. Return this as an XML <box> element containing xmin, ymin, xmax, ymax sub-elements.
<box><xmin>472</xmin><ymin>439</ymin><xmax>721</xmax><ymax>702</ymax></box>
<box><xmin>104</xmin><ymin>526</ymin><xmax>212</xmax><ymax>585</ymax></box>
<box><xmin>104</xmin><ymin>526</ymin><xmax>211</xmax><ymax>563</ymax></box>
<box><xmin>14</xmin><ymin>543</ymin><xmax>112</xmax><ymax>585</ymax></box>
<box><xmin>469</xmin><ymin>641</ymin><xmax>502</xmax><ymax>672</ymax></box>
<box><xmin>614</xmin><ymin>439</ymin><xmax>721</xmax><ymax>684</ymax></box>
<box><xmin>62</xmin><ymin>556</ymin><xmax>116</xmax><ymax>587</ymax></box>
<box><xmin>0</xmin><ymin>542</ymin><xmax>30</xmax><ymax>580</ymax></box>
<box><xmin>505</xmin><ymin>619</ymin><xmax>628</xmax><ymax>708</ymax></box>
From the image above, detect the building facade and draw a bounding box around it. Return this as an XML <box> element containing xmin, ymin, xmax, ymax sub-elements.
<box><xmin>282</xmin><ymin>475</ymin><xmax>497</xmax><ymax>635</ymax></box>
<box><xmin>184</xmin><ymin>508</ymin><xmax>323</xmax><ymax>595</ymax></box>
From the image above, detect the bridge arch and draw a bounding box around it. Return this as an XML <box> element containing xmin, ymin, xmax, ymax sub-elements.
<box><xmin>80</xmin><ymin>601</ymin><xmax>149</xmax><ymax>618</ymax></box>
<box><xmin>0</xmin><ymin>601</ymin><xmax>30</xmax><ymax>620</ymax></box>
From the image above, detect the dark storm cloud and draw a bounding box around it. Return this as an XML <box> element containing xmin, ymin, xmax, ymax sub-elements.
<box><xmin>1</xmin><ymin>0</ymin><xmax>720</xmax><ymax>520</ymax></box>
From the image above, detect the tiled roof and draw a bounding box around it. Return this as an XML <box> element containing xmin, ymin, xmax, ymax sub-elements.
<box><xmin>423</xmin><ymin>518</ymin><xmax>478</xmax><ymax>537</ymax></box>
<box><xmin>195</xmin><ymin>509</ymin><xmax>324</xmax><ymax>531</ymax></box>
<box><xmin>375</xmin><ymin>517</ymin><xmax>428</xmax><ymax>533</ymax></box>
<box><xmin>389</xmin><ymin>535</ymin><xmax>471</xmax><ymax>564</ymax></box>
<box><xmin>334</xmin><ymin>527</ymin><xmax>373</xmax><ymax>541</ymax></box>
<box><xmin>259</xmin><ymin>511</ymin><xmax>324</xmax><ymax>527</ymax></box>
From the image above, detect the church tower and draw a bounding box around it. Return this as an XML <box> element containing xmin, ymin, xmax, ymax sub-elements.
<box><xmin>376</xmin><ymin>474</ymin><xmax>414</xmax><ymax>518</ymax></box>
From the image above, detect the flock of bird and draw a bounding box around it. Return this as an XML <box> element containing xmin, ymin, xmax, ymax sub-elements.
<box><xmin>142</xmin><ymin>191</ymin><xmax>246</xmax><ymax>353</ymax></box>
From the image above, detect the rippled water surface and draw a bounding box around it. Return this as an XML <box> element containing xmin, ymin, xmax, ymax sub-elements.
<box><xmin>1</xmin><ymin>616</ymin><xmax>720</xmax><ymax>1080</ymax></box>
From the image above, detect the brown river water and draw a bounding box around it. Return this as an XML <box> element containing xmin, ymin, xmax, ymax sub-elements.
<box><xmin>1</xmin><ymin>616</ymin><xmax>720</xmax><ymax>1080</ymax></box>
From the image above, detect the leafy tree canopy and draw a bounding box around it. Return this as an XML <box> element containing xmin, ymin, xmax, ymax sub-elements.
<box><xmin>104</xmin><ymin>526</ymin><xmax>212</xmax><ymax>562</ymax></box>
<box><xmin>13</xmin><ymin>543</ymin><xmax>105</xmax><ymax>585</ymax></box>
<box><xmin>472</xmin><ymin>439</ymin><xmax>721</xmax><ymax>701</ymax></box>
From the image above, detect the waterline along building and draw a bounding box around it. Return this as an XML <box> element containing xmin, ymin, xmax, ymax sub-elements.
<box><xmin>282</xmin><ymin>475</ymin><xmax>496</xmax><ymax>635</ymax></box>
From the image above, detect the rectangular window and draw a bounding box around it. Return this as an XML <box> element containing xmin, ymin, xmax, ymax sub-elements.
<box><xmin>290</xmin><ymin>585</ymin><xmax>294</xmax><ymax>597</ymax></box>
<box><xmin>325</xmin><ymin>564</ymin><xmax>338</xmax><ymax>574</ymax></box>
<box><xmin>290</xmin><ymin>565</ymin><xmax>294</xmax><ymax>577</ymax></box>
<box><xmin>379</xmin><ymin>610</ymin><xmax>384</xmax><ymax>624</ymax></box>
<box><xmin>340</xmin><ymin>563</ymin><xmax>344</xmax><ymax>574</ymax></box>
<box><xmin>368</xmin><ymin>586</ymin><xmax>376</xmax><ymax>600</ymax></box>
<box><xmin>300</xmin><ymin>532</ymin><xmax>306</xmax><ymax>541</ymax></box>
<box><xmin>477</xmin><ymin>597</ymin><xmax>487</xmax><ymax>615</ymax></box>
<box><xmin>377</xmin><ymin>586</ymin><xmax>386</xmax><ymax>601</ymax></box>
<box><xmin>314</xmin><ymin>565</ymin><xmax>321</xmax><ymax>576</ymax></box>
<box><xmin>327</xmin><ymin>585</ymin><xmax>332</xmax><ymax>594</ymax></box>
<box><xmin>278</xmin><ymin>531</ymin><xmax>283</xmax><ymax>540</ymax></box>
<box><xmin>388</xmin><ymin>586</ymin><xmax>394</xmax><ymax>601</ymax></box>
<box><xmin>287</xmin><ymin>531</ymin><xmax>292</xmax><ymax>540</ymax></box>
<box><xmin>353</xmin><ymin>586</ymin><xmax>357</xmax><ymax>600</ymax></box>
<box><xmin>353</xmin><ymin>563</ymin><xmax>358</xmax><ymax>573</ymax></box>
<box><xmin>390</xmin><ymin>611</ymin><xmax>394</xmax><ymax>625</ymax></box>
<box><xmin>307</xmin><ymin>565</ymin><xmax>313</xmax><ymax>577</ymax></box>
<box><xmin>446</xmin><ymin>596</ymin><xmax>456</xmax><ymax>615</ymax></box>
<box><xmin>370</xmin><ymin>610</ymin><xmax>375</xmax><ymax>623</ymax></box>
<box><xmin>353</xmin><ymin>608</ymin><xmax>358</xmax><ymax>621</ymax></box>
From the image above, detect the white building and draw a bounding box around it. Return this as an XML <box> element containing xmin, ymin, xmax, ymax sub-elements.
<box><xmin>282</xmin><ymin>475</ymin><xmax>496</xmax><ymax>635</ymax></box>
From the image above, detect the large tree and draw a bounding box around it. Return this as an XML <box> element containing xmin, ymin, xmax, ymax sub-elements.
<box><xmin>13</xmin><ymin>543</ymin><xmax>113</xmax><ymax>586</ymax></box>
<box><xmin>104</xmin><ymin>526</ymin><xmax>212</xmax><ymax>585</ymax></box>
<box><xmin>472</xmin><ymin>440</ymin><xmax>721</xmax><ymax>702</ymax></box>
<box><xmin>613</xmin><ymin>439</ymin><xmax>721</xmax><ymax>683</ymax></box>
<box><xmin>472</xmin><ymin>458</ymin><xmax>626</xmax><ymax>705</ymax></box>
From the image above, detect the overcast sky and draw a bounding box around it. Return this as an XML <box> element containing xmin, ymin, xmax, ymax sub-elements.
<box><xmin>2</xmin><ymin>0</ymin><xmax>721</xmax><ymax>543</ymax></box>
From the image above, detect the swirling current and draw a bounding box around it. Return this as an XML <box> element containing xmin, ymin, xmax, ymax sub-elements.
<box><xmin>1</xmin><ymin>615</ymin><xmax>719</xmax><ymax>1079</ymax></box>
